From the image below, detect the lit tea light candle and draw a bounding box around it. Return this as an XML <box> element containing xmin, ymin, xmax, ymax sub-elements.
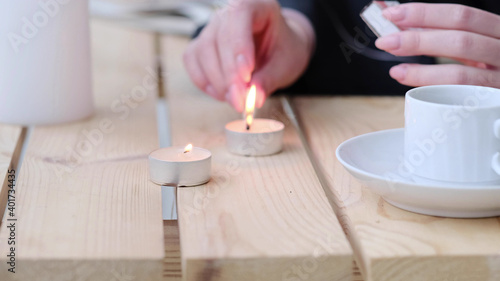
<box><xmin>225</xmin><ymin>85</ymin><xmax>285</xmax><ymax>156</ymax></box>
<box><xmin>148</xmin><ymin>144</ymin><xmax>211</xmax><ymax>187</ymax></box>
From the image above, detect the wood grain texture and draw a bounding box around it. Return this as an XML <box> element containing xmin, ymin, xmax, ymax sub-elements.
<box><xmin>163</xmin><ymin>36</ymin><xmax>352</xmax><ymax>281</ymax></box>
<box><xmin>292</xmin><ymin>96</ymin><xmax>500</xmax><ymax>281</ymax></box>
<box><xmin>0</xmin><ymin>126</ymin><xmax>25</xmax><ymax>226</ymax></box>
<box><xmin>0</xmin><ymin>20</ymin><xmax>164</xmax><ymax>280</ymax></box>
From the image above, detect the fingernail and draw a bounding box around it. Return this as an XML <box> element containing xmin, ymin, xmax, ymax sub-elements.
<box><xmin>382</xmin><ymin>6</ymin><xmax>405</xmax><ymax>22</ymax></box>
<box><xmin>205</xmin><ymin>85</ymin><xmax>217</xmax><ymax>98</ymax></box>
<box><xmin>236</xmin><ymin>54</ymin><xmax>251</xmax><ymax>83</ymax></box>
<box><xmin>375</xmin><ymin>34</ymin><xmax>400</xmax><ymax>50</ymax></box>
<box><xmin>390</xmin><ymin>64</ymin><xmax>408</xmax><ymax>80</ymax></box>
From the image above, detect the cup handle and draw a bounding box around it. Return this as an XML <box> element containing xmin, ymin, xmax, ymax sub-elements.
<box><xmin>492</xmin><ymin>120</ymin><xmax>500</xmax><ymax>175</ymax></box>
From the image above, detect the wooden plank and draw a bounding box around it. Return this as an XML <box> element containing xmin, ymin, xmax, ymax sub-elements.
<box><xmin>0</xmin><ymin>20</ymin><xmax>164</xmax><ymax>280</ymax></box>
<box><xmin>0</xmin><ymin>126</ymin><xmax>25</xmax><ymax>225</ymax></box>
<box><xmin>292</xmin><ymin>96</ymin><xmax>500</xmax><ymax>281</ymax></box>
<box><xmin>163</xmin><ymin>36</ymin><xmax>352</xmax><ymax>281</ymax></box>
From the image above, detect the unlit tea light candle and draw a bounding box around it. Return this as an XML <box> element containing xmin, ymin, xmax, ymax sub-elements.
<box><xmin>225</xmin><ymin>85</ymin><xmax>285</xmax><ymax>156</ymax></box>
<box><xmin>149</xmin><ymin>144</ymin><xmax>211</xmax><ymax>187</ymax></box>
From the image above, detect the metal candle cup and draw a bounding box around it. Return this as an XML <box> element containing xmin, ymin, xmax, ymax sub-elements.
<box><xmin>225</xmin><ymin>118</ymin><xmax>284</xmax><ymax>156</ymax></box>
<box><xmin>148</xmin><ymin>145</ymin><xmax>211</xmax><ymax>187</ymax></box>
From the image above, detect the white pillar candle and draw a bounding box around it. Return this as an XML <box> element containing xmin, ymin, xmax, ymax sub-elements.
<box><xmin>148</xmin><ymin>144</ymin><xmax>211</xmax><ymax>187</ymax></box>
<box><xmin>225</xmin><ymin>118</ymin><xmax>284</xmax><ymax>156</ymax></box>
<box><xmin>0</xmin><ymin>0</ymin><xmax>94</xmax><ymax>125</ymax></box>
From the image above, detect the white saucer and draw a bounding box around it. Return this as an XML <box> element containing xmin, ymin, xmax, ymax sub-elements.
<box><xmin>336</xmin><ymin>128</ymin><xmax>500</xmax><ymax>218</ymax></box>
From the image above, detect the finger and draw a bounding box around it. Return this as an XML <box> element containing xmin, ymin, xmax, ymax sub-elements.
<box><xmin>226</xmin><ymin>83</ymin><xmax>245</xmax><ymax>113</ymax></box>
<box><xmin>217</xmin><ymin>1</ymin><xmax>257</xmax><ymax>87</ymax></box>
<box><xmin>196</xmin><ymin>31</ymin><xmax>227</xmax><ymax>101</ymax></box>
<box><xmin>254</xmin><ymin>83</ymin><xmax>266</xmax><ymax>109</ymax></box>
<box><xmin>250</xmin><ymin>45</ymin><xmax>301</xmax><ymax>109</ymax></box>
<box><xmin>383</xmin><ymin>3</ymin><xmax>500</xmax><ymax>39</ymax></box>
<box><xmin>452</xmin><ymin>58</ymin><xmax>491</xmax><ymax>69</ymax></box>
<box><xmin>250</xmin><ymin>74</ymin><xmax>270</xmax><ymax>109</ymax></box>
<box><xmin>389</xmin><ymin>63</ymin><xmax>500</xmax><ymax>88</ymax></box>
<box><xmin>183</xmin><ymin>42</ymin><xmax>209</xmax><ymax>91</ymax></box>
<box><xmin>375</xmin><ymin>30</ymin><xmax>500</xmax><ymax>67</ymax></box>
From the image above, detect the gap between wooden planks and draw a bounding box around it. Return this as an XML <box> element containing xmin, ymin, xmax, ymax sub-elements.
<box><xmin>164</xmin><ymin>220</ymin><xmax>182</xmax><ymax>280</ymax></box>
<box><xmin>162</xmin><ymin>35</ymin><xmax>353</xmax><ymax>281</ymax></box>
<box><xmin>291</xmin><ymin>96</ymin><xmax>500</xmax><ymax>281</ymax></box>
<box><xmin>0</xmin><ymin>20</ymin><xmax>165</xmax><ymax>280</ymax></box>
<box><xmin>0</xmin><ymin>126</ymin><xmax>26</xmax><ymax>227</ymax></box>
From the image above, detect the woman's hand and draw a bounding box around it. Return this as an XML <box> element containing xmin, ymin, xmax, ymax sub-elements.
<box><xmin>375</xmin><ymin>3</ymin><xmax>500</xmax><ymax>88</ymax></box>
<box><xmin>183</xmin><ymin>0</ymin><xmax>315</xmax><ymax>112</ymax></box>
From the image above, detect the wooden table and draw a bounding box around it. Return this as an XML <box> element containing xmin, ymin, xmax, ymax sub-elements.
<box><xmin>1</xmin><ymin>18</ymin><xmax>499</xmax><ymax>281</ymax></box>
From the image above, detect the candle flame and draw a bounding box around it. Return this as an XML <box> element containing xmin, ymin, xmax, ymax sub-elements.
<box><xmin>184</xmin><ymin>143</ymin><xmax>193</xmax><ymax>153</ymax></box>
<box><xmin>245</xmin><ymin>85</ymin><xmax>256</xmax><ymax>130</ymax></box>
<box><xmin>246</xmin><ymin>114</ymin><xmax>253</xmax><ymax>130</ymax></box>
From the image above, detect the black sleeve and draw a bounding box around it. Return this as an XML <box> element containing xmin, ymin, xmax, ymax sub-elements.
<box><xmin>481</xmin><ymin>0</ymin><xmax>500</xmax><ymax>14</ymax></box>
<box><xmin>278</xmin><ymin>0</ymin><xmax>318</xmax><ymax>23</ymax></box>
<box><xmin>427</xmin><ymin>0</ymin><xmax>500</xmax><ymax>15</ymax></box>
<box><xmin>278</xmin><ymin>0</ymin><xmax>316</xmax><ymax>19</ymax></box>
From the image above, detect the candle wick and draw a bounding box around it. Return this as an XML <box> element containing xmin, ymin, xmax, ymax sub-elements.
<box><xmin>246</xmin><ymin>124</ymin><xmax>250</xmax><ymax>131</ymax></box>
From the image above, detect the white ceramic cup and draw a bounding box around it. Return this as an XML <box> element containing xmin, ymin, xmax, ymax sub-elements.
<box><xmin>404</xmin><ymin>85</ymin><xmax>500</xmax><ymax>183</ymax></box>
<box><xmin>0</xmin><ymin>0</ymin><xmax>94</xmax><ymax>125</ymax></box>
